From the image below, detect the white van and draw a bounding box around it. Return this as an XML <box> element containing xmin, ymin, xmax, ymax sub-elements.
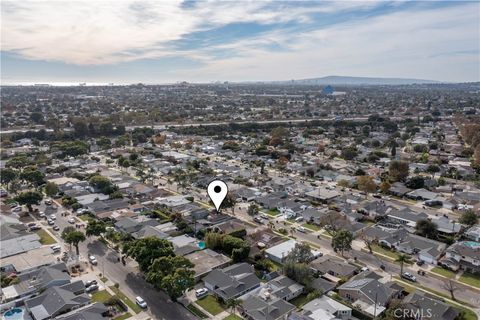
<box><xmin>51</xmin><ymin>245</ymin><xmax>61</xmax><ymax>253</ymax></box>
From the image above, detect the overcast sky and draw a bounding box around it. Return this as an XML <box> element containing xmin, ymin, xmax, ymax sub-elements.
<box><xmin>1</xmin><ymin>0</ymin><xmax>479</xmax><ymax>84</ymax></box>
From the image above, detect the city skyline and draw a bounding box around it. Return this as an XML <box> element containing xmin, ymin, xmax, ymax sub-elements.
<box><xmin>1</xmin><ymin>0</ymin><xmax>480</xmax><ymax>84</ymax></box>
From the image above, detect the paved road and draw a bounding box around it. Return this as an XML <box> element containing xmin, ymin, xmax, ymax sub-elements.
<box><xmin>45</xmin><ymin>202</ymin><xmax>196</xmax><ymax>320</ymax></box>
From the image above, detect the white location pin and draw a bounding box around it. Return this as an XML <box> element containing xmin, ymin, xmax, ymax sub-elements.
<box><xmin>207</xmin><ymin>180</ymin><xmax>228</xmax><ymax>212</ymax></box>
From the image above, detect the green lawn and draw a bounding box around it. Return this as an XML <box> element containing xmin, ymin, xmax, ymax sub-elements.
<box><xmin>196</xmin><ymin>295</ymin><xmax>225</xmax><ymax>316</ymax></box>
<box><xmin>459</xmin><ymin>272</ymin><xmax>480</xmax><ymax>288</ymax></box>
<box><xmin>112</xmin><ymin>313</ymin><xmax>132</xmax><ymax>320</ymax></box>
<box><xmin>431</xmin><ymin>267</ymin><xmax>456</xmax><ymax>278</ymax></box>
<box><xmin>187</xmin><ymin>304</ymin><xmax>209</xmax><ymax>319</ymax></box>
<box><xmin>265</xmin><ymin>209</ymin><xmax>280</xmax><ymax>216</ymax></box>
<box><xmin>370</xmin><ymin>244</ymin><xmax>398</xmax><ymax>259</ymax></box>
<box><xmin>36</xmin><ymin>229</ymin><xmax>57</xmax><ymax>245</ymax></box>
<box><xmin>78</xmin><ymin>214</ymin><xmax>93</xmax><ymax>222</ymax></box>
<box><xmin>302</xmin><ymin>223</ymin><xmax>321</xmax><ymax>231</ymax></box>
<box><xmin>223</xmin><ymin>315</ymin><xmax>243</xmax><ymax>320</ymax></box>
<box><xmin>91</xmin><ymin>290</ymin><xmax>113</xmax><ymax>303</ymax></box>
<box><xmin>320</xmin><ymin>230</ymin><xmax>333</xmax><ymax>239</ymax></box>
<box><xmin>110</xmin><ymin>286</ymin><xmax>142</xmax><ymax>314</ymax></box>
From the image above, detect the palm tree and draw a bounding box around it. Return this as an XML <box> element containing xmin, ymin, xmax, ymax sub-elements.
<box><xmin>226</xmin><ymin>299</ymin><xmax>241</xmax><ymax>316</ymax></box>
<box><xmin>395</xmin><ymin>253</ymin><xmax>412</xmax><ymax>276</ymax></box>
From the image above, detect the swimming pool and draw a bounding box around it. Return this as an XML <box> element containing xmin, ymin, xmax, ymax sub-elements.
<box><xmin>197</xmin><ymin>241</ymin><xmax>206</xmax><ymax>249</ymax></box>
<box><xmin>2</xmin><ymin>308</ymin><xmax>24</xmax><ymax>320</ymax></box>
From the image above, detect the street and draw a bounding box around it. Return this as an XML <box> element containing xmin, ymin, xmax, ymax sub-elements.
<box><xmin>39</xmin><ymin>201</ymin><xmax>196</xmax><ymax>320</ymax></box>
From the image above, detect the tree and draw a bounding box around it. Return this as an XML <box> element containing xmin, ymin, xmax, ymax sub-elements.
<box><xmin>0</xmin><ymin>168</ymin><xmax>17</xmax><ymax>186</ymax></box>
<box><xmin>331</xmin><ymin>229</ymin><xmax>353</xmax><ymax>257</ymax></box>
<box><xmin>389</xmin><ymin>160</ymin><xmax>409</xmax><ymax>182</ymax></box>
<box><xmin>45</xmin><ymin>182</ymin><xmax>59</xmax><ymax>197</ymax></box>
<box><xmin>415</xmin><ymin>219</ymin><xmax>438</xmax><ymax>239</ymax></box>
<box><xmin>285</xmin><ymin>242</ymin><xmax>313</xmax><ymax>264</ymax></box>
<box><xmin>391</xmin><ymin>144</ymin><xmax>397</xmax><ymax>157</ymax></box>
<box><xmin>89</xmin><ymin>175</ymin><xmax>116</xmax><ymax>194</ymax></box>
<box><xmin>380</xmin><ymin>181</ymin><xmax>391</xmax><ymax>194</ymax></box>
<box><xmin>30</xmin><ymin>112</ymin><xmax>43</xmax><ymax>124</ymax></box>
<box><xmin>73</xmin><ymin>120</ymin><xmax>89</xmax><ymax>137</ymax></box>
<box><xmin>337</xmin><ymin>179</ymin><xmax>350</xmax><ymax>188</ymax></box>
<box><xmin>123</xmin><ymin>237</ymin><xmax>174</xmax><ymax>272</ymax></box>
<box><xmin>443</xmin><ymin>279</ymin><xmax>458</xmax><ymax>301</ymax></box>
<box><xmin>459</xmin><ymin>210</ymin><xmax>478</xmax><ymax>227</ymax></box>
<box><xmin>426</xmin><ymin>164</ymin><xmax>440</xmax><ymax>175</ymax></box>
<box><xmin>161</xmin><ymin>268</ymin><xmax>195</xmax><ymax>300</ymax></box>
<box><xmin>15</xmin><ymin>191</ymin><xmax>43</xmax><ymax>212</ymax></box>
<box><xmin>20</xmin><ymin>168</ymin><xmax>45</xmax><ymax>187</ymax></box>
<box><xmin>283</xmin><ymin>261</ymin><xmax>313</xmax><ymax>286</ymax></box>
<box><xmin>86</xmin><ymin>220</ymin><xmax>107</xmax><ymax>237</ymax></box>
<box><xmin>247</xmin><ymin>203</ymin><xmax>259</xmax><ymax>216</ymax></box>
<box><xmin>405</xmin><ymin>176</ymin><xmax>425</xmax><ymax>189</ymax></box>
<box><xmin>357</xmin><ymin>176</ymin><xmax>377</xmax><ymax>196</ymax></box>
<box><xmin>226</xmin><ymin>299</ymin><xmax>241</xmax><ymax>316</ymax></box>
<box><xmin>222</xmin><ymin>193</ymin><xmax>237</xmax><ymax>215</ymax></box>
<box><xmin>341</xmin><ymin>147</ymin><xmax>358</xmax><ymax>160</ymax></box>
<box><xmin>62</xmin><ymin>228</ymin><xmax>86</xmax><ymax>255</ymax></box>
<box><xmin>146</xmin><ymin>255</ymin><xmax>194</xmax><ymax>286</ymax></box>
<box><xmin>395</xmin><ymin>253</ymin><xmax>412</xmax><ymax>276</ymax></box>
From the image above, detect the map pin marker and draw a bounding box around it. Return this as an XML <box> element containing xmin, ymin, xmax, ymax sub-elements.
<box><xmin>207</xmin><ymin>180</ymin><xmax>228</xmax><ymax>212</ymax></box>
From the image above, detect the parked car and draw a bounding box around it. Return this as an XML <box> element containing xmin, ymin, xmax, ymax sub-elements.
<box><xmin>416</xmin><ymin>260</ymin><xmax>425</xmax><ymax>266</ymax></box>
<box><xmin>47</xmin><ymin>219</ymin><xmax>54</xmax><ymax>225</ymax></box>
<box><xmin>402</xmin><ymin>272</ymin><xmax>417</xmax><ymax>282</ymax></box>
<box><xmin>53</xmin><ymin>225</ymin><xmax>60</xmax><ymax>231</ymax></box>
<box><xmin>39</xmin><ymin>212</ymin><xmax>46</xmax><ymax>218</ymax></box>
<box><xmin>68</xmin><ymin>218</ymin><xmax>75</xmax><ymax>224</ymax></box>
<box><xmin>51</xmin><ymin>245</ymin><xmax>61</xmax><ymax>253</ymax></box>
<box><xmin>29</xmin><ymin>225</ymin><xmax>41</xmax><ymax>231</ymax></box>
<box><xmin>361</xmin><ymin>267</ymin><xmax>370</xmax><ymax>272</ymax></box>
<box><xmin>44</xmin><ymin>200</ymin><xmax>53</xmax><ymax>205</ymax></box>
<box><xmin>49</xmin><ymin>214</ymin><xmax>56</xmax><ymax>220</ymax></box>
<box><xmin>135</xmin><ymin>296</ymin><xmax>147</xmax><ymax>308</ymax></box>
<box><xmin>297</xmin><ymin>226</ymin><xmax>307</xmax><ymax>233</ymax></box>
<box><xmin>85</xmin><ymin>280</ymin><xmax>98</xmax><ymax>287</ymax></box>
<box><xmin>253</xmin><ymin>217</ymin><xmax>264</xmax><ymax>224</ymax></box>
<box><xmin>195</xmin><ymin>288</ymin><xmax>208</xmax><ymax>297</ymax></box>
<box><xmin>295</xmin><ymin>216</ymin><xmax>304</xmax><ymax>222</ymax></box>
<box><xmin>9</xmin><ymin>202</ymin><xmax>19</xmax><ymax>208</ymax></box>
<box><xmin>12</xmin><ymin>207</ymin><xmax>22</xmax><ymax>212</ymax></box>
<box><xmin>89</xmin><ymin>255</ymin><xmax>98</xmax><ymax>265</ymax></box>
<box><xmin>27</xmin><ymin>222</ymin><xmax>37</xmax><ymax>227</ymax></box>
<box><xmin>85</xmin><ymin>284</ymin><xmax>99</xmax><ymax>293</ymax></box>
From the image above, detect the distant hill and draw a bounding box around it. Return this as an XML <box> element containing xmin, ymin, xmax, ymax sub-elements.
<box><xmin>275</xmin><ymin>75</ymin><xmax>441</xmax><ymax>85</ymax></box>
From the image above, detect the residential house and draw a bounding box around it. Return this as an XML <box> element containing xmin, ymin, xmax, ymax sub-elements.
<box><xmin>465</xmin><ymin>225</ymin><xmax>480</xmax><ymax>242</ymax></box>
<box><xmin>203</xmin><ymin>263</ymin><xmax>261</xmax><ymax>301</ymax></box>
<box><xmin>25</xmin><ymin>281</ymin><xmax>89</xmax><ymax>320</ymax></box>
<box><xmin>305</xmin><ymin>188</ymin><xmax>340</xmax><ymax>204</ymax></box>
<box><xmin>265</xmin><ymin>240</ymin><xmax>322</xmax><ymax>265</ymax></box>
<box><xmin>441</xmin><ymin>241</ymin><xmax>480</xmax><ymax>273</ymax></box>
<box><xmin>299</xmin><ymin>296</ymin><xmax>353</xmax><ymax>320</ymax></box>
<box><xmin>184</xmin><ymin>249</ymin><xmax>232</xmax><ymax>282</ymax></box>
<box><xmin>396</xmin><ymin>234</ymin><xmax>446</xmax><ymax>265</ymax></box>
<box><xmin>386</xmin><ymin>208</ymin><xmax>428</xmax><ymax>229</ymax></box>
<box><xmin>309</xmin><ymin>255</ymin><xmax>357</xmax><ymax>280</ymax></box>
<box><xmin>337</xmin><ymin>271</ymin><xmax>403</xmax><ymax>317</ymax></box>
<box><xmin>402</xmin><ymin>290</ymin><xmax>459</xmax><ymax>320</ymax></box>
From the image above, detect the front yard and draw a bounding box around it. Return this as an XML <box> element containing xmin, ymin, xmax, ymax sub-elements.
<box><xmin>195</xmin><ymin>295</ymin><xmax>225</xmax><ymax>316</ymax></box>
<box><xmin>459</xmin><ymin>272</ymin><xmax>480</xmax><ymax>288</ymax></box>
<box><xmin>431</xmin><ymin>267</ymin><xmax>456</xmax><ymax>278</ymax></box>
<box><xmin>302</xmin><ymin>223</ymin><xmax>321</xmax><ymax>231</ymax></box>
<box><xmin>36</xmin><ymin>229</ymin><xmax>57</xmax><ymax>245</ymax></box>
<box><xmin>91</xmin><ymin>290</ymin><xmax>113</xmax><ymax>303</ymax></box>
<box><xmin>109</xmin><ymin>286</ymin><xmax>143</xmax><ymax>314</ymax></box>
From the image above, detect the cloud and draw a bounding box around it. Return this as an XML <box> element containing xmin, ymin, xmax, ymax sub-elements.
<box><xmin>1</xmin><ymin>1</ymin><xmax>479</xmax><ymax>82</ymax></box>
<box><xmin>1</xmin><ymin>0</ymin><xmax>380</xmax><ymax>65</ymax></box>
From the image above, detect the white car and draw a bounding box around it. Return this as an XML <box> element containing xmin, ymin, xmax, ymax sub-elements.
<box><xmin>12</xmin><ymin>206</ymin><xmax>22</xmax><ymax>212</ymax></box>
<box><xmin>49</xmin><ymin>214</ymin><xmax>56</xmax><ymax>220</ymax></box>
<box><xmin>195</xmin><ymin>288</ymin><xmax>208</xmax><ymax>297</ymax></box>
<box><xmin>68</xmin><ymin>218</ymin><xmax>75</xmax><ymax>224</ymax></box>
<box><xmin>47</xmin><ymin>219</ymin><xmax>55</xmax><ymax>225</ymax></box>
<box><xmin>135</xmin><ymin>296</ymin><xmax>147</xmax><ymax>308</ymax></box>
<box><xmin>297</xmin><ymin>226</ymin><xmax>307</xmax><ymax>233</ymax></box>
<box><xmin>89</xmin><ymin>255</ymin><xmax>98</xmax><ymax>265</ymax></box>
